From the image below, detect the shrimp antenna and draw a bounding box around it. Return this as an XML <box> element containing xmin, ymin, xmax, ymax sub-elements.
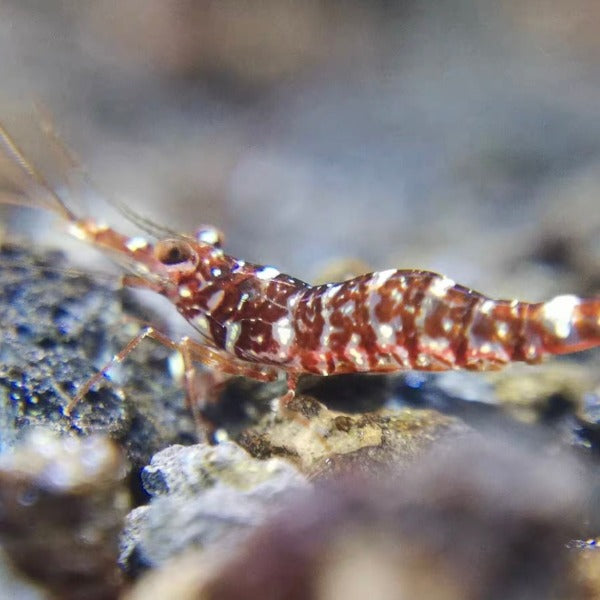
<box><xmin>33</xmin><ymin>102</ymin><xmax>183</xmax><ymax>241</ymax></box>
<box><xmin>0</xmin><ymin>120</ymin><xmax>77</xmax><ymax>222</ymax></box>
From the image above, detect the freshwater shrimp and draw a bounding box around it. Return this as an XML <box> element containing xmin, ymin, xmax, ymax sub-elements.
<box><xmin>1</xmin><ymin>121</ymin><xmax>599</xmax><ymax>427</ymax></box>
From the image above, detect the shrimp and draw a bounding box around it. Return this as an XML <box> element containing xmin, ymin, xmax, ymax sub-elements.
<box><xmin>1</xmin><ymin>120</ymin><xmax>599</xmax><ymax>426</ymax></box>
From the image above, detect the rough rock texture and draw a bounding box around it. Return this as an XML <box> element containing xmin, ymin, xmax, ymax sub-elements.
<box><xmin>120</xmin><ymin>440</ymin><xmax>308</xmax><ymax>572</ymax></box>
<box><xmin>238</xmin><ymin>394</ymin><xmax>469</xmax><ymax>478</ymax></box>
<box><xmin>0</xmin><ymin>242</ymin><xmax>196</xmax><ymax>467</ymax></box>
<box><xmin>0</xmin><ymin>429</ymin><xmax>130</xmax><ymax>600</ymax></box>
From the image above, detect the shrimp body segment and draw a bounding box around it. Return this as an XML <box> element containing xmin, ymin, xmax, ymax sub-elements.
<box><xmin>161</xmin><ymin>257</ymin><xmax>600</xmax><ymax>377</ymax></box>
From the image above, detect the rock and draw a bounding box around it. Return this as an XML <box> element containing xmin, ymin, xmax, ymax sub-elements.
<box><xmin>0</xmin><ymin>429</ymin><xmax>130</xmax><ymax>600</ymax></box>
<box><xmin>120</xmin><ymin>440</ymin><xmax>308</xmax><ymax>572</ymax></box>
<box><xmin>238</xmin><ymin>394</ymin><xmax>470</xmax><ymax>478</ymax></box>
<box><xmin>0</xmin><ymin>242</ymin><xmax>196</xmax><ymax>467</ymax></box>
<box><xmin>570</xmin><ymin>544</ymin><xmax>600</xmax><ymax>599</ymax></box>
<box><xmin>489</xmin><ymin>363</ymin><xmax>595</xmax><ymax>424</ymax></box>
<box><xmin>394</xmin><ymin>365</ymin><xmax>600</xmax><ymax>451</ymax></box>
<box><xmin>128</xmin><ymin>432</ymin><xmax>591</xmax><ymax>600</ymax></box>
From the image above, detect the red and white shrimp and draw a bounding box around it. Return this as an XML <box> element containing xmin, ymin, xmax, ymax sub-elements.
<box><xmin>1</xmin><ymin>121</ymin><xmax>599</xmax><ymax>423</ymax></box>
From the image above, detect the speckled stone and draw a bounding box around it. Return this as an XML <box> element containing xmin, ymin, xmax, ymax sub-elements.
<box><xmin>0</xmin><ymin>242</ymin><xmax>196</xmax><ymax>467</ymax></box>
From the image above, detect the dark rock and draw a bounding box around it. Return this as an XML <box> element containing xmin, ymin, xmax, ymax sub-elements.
<box><xmin>0</xmin><ymin>242</ymin><xmax>196</xmax><ymax>467</ymax></box>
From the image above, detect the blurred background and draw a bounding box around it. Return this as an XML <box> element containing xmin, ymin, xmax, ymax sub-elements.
<box><xmin>0</xmin><ymin>0</ymin><xmax>599</xmax><ymax>301</ymax></box>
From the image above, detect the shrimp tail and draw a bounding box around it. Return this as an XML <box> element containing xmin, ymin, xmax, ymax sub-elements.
<box><xmin>535</xmin><ymin>295</ymin><xmax>600</xmax><ymax>356</ymax></box>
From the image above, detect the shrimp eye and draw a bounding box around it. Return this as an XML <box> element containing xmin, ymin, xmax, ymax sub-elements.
<box><xmin>155</xmin><ymin>239</ymin><xmax>195</xmax><ymax>266</ymax></box>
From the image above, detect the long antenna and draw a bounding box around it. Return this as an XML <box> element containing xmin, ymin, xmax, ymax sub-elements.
<box><xmin>33</xmin><ymin>102</ymin><xmax>183</xmax><ymax>240</ymax></box>
<box><xmin>0</xmin><ymin>120</ymin><xmax>77</xmax><ymax>222</ymax></box>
